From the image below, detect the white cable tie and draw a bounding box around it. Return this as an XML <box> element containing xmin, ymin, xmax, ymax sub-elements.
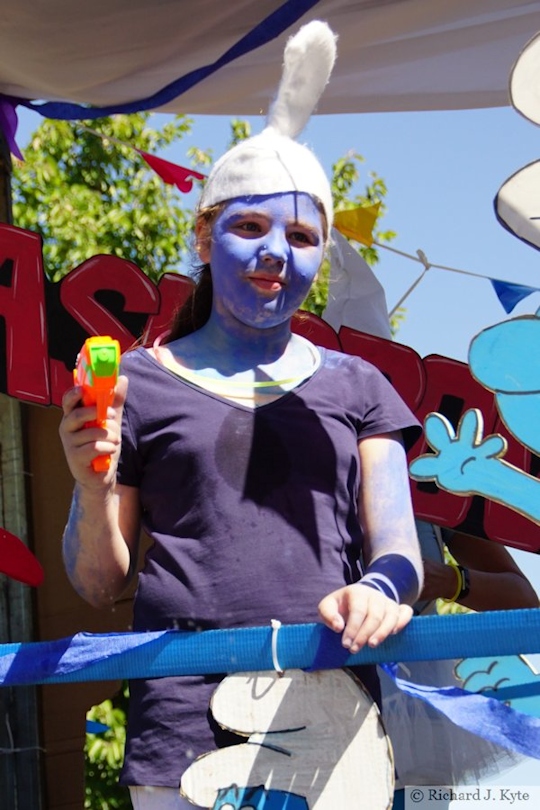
<box><xmin>270</xmin><ymin>619</ymin><xmax>284</xmax><ymax>676</ymax></box>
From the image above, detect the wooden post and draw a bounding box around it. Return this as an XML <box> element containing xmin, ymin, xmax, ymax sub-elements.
<box><xmin>0</xmin><ymin>128</ymin><xmax>44</xmax><ymax>809</ymax></box>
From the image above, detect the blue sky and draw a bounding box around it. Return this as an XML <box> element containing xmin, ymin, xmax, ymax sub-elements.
<box><xmin>15</xmin><ymin>103</ymin><xmax>540</xmax><ymax>785</ymax></box>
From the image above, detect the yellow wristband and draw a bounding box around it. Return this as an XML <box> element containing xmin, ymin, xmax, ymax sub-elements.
<box><xmin>442</xmin><ymin>561</ymin><xmax>463</xmax><ymax>603</ymax></box>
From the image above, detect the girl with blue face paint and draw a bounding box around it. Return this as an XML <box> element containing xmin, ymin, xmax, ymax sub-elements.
<box><xmin>201</xmin><ymin>192</ymin><xmax>324</xmax><ymax>332</ymax></box>
<box><xmin>59</xmin><ymin>21</ymin><xmax>423</xmax><ymax>810</ymax></box>
<box><xmin>157</xmin><ymin>191</ymin><xmax>327</xmax><ymax>394</ymax></box>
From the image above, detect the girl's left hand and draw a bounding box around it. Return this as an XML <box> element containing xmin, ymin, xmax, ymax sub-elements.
<box><xmin>318</xmin><ymin>583</ymin><xmax>413</xmax><ymax>653</ymax></box>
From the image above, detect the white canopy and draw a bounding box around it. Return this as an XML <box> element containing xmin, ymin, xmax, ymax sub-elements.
<box><xmin>2</xmin><ymin>0</ymin><xmax>540</xmax><ymax>117</ymax></box>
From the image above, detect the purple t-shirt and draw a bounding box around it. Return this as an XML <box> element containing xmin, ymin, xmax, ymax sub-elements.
<box><xmin>117</xmin><ymin>346</ymin><xmax>420</xmax><ymax>787</ymax></box>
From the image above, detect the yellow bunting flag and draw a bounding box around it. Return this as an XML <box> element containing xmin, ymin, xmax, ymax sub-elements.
<box><xmin>333</xmin><ymin>203</ymin><xmax>380</xmax><ymax>246</ymax></box>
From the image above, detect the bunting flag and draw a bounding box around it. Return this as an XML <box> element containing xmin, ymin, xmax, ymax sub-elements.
<box><xmin>333</xmin><ymin>203</ymin><xmax>380</xmax><ymax>246</ymax></box>
<box><xmin>374</xmin><ymin>239</ymin><xmax>540</xmax><ymax>317</ymax></box>
<box><xmin>0</xmin><ymin>96</ymin><xmax>23</xmax><ymax>160</ymax></box>
<box><xmin>0</xmin><ymin>528</ymin><xmax>43</xmax><ymax>587</ymax></box>
<box><xmin>490</xmin><ymin>278</ymin><xmax>540</xmax><ymax>314</ymax></box>
<box><xmin>77</xmin><ymin>127</ymin><xmax>207</xmax><ymax>193</ymax></box>
<box><xmin>137</xmin><ymin>150</ymin><xmax>206</xmax><ymax>193</ymax></box>
<box><xmin>13</xmin><ymin>122</ymin><xmax>540</xmax><ymax>317</ymax></box>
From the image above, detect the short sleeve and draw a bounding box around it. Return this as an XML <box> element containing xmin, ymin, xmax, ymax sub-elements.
<box><xmin>353</xmin><ymin>359</ymin><xmax>422</xmax><ymax>450</ymax></box>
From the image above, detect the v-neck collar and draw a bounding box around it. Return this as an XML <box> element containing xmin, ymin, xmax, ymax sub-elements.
<box><xmin>136</xmin><ymin>346</ymin><xmax>325</xmax><ymax>412</ymax></box>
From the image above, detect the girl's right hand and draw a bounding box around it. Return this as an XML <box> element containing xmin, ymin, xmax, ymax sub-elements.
<box><xmin>318</xmin><ymin>582</ymin><xmax>413</xmax><ymax>653</ymax></box>
<box><xmin>59</xmin><ymin>375</ymin><xmax>128</xmax><ymax>489</ymax></box>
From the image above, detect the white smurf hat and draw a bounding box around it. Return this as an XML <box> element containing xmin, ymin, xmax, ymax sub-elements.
<box><xmin>199</xmin><ymin>20</ymin><xmax>337</xmax><ymax>228</ymax></box>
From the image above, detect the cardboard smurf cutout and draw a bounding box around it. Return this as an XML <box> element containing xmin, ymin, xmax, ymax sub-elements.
<box><xmin>410</xmin><ymin>32</ymin><xmax>540</xmax><ymax>527</ymax></box>
<box><xmin>407</xmin><ymin>29</ymin><xmax>540</xmax><ymax>754</ymax></box>
<box><xmin>180</xmin><ymin>668</ymin><xmax>393</xmax><ymax>810</ymax></box>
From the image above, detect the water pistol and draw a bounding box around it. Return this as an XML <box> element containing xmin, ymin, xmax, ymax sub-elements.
<box><xmin>73</xmin><ymin>336</ymin><xmax>121</xmax><ymax>472</ymax></box>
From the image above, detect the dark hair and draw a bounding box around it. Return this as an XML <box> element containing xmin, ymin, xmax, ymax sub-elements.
<box><xmin>164</xmin><ymin>263</ymin><xmax>213</xmax><ymax>342</ymax></box>
<box><xmin>162</xmin><ymin>204</ymin><xmax>222</xmax><ymax>343</ymax></box>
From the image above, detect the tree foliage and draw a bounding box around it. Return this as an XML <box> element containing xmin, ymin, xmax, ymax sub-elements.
<box><xmin>85</xmin><ymin>684</ymin><xmax>130</xmax><ymax>809</ymax></box>
<box><xmin>305</xmin><ymin>148</ymin><xmax>398</xmax><ymax>322</ymax></box>
<box><xmin>13</xmin><ymin>114</ymin><xmax>196</xmax><ymax>283</ymax></box>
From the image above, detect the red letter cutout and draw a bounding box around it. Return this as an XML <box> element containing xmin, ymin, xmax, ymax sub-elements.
<box><xmin>411</xmin><ymin>354</ymin><xmax>498</xmax><ymax>529</ymax></box>
<box><xmin>0</xmin><ymin>225</ymin><xmax>50</xmax><ymax>403</ymax></box>
<box><xmin>144</xmin><ymin>273</ymin><xmax>196</xmax><ymax>345</ymax></box>
<box><xmin>292</xmin><ymin>310</ymin><xmax>342</xmax><ymax>351</ymax></box>
<box><xmin>60</xmin><ymin>255</ymin><xmax>160</xmax><ymax>351</ymax></box>
<box><xmin>338</xmin><ymin>327</ymin><xmax>426</xmax><ymax>414</ymax></box>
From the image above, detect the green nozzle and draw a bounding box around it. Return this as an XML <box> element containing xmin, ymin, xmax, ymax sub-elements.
<box><xmin>90</xmin><ymin>345</ymin><xmax>118</xmax><ymax>377</ymax></box>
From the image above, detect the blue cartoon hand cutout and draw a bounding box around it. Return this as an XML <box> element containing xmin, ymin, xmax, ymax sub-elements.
<box><xmin>409</xmin><ymin>409</ymin><xmax>506</xmax><ymax>494</ymax></box>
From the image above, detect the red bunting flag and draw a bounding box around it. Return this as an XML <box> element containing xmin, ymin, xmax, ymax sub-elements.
<box><xmin>0</xmin><ymin>527</ymin><xmax>44</xmax><ymax>586</ymax></box>
<box><xmin>137</xmin><ymin>151</ymin><xmax>206</xmax><ymax>193</ymax></box>
<box><xmin>77</xmin><ymin>127</ymin><xmax>207</xmax><ymax>194</ymax></box>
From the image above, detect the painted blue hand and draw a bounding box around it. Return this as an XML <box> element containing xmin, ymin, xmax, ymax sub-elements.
<box><xmin>409</xmin><ymin>409</ymin><xmax>506</xmax><ymax>495</ymax></box>
<box><xmin>456</xmin><ymin>656</ymin><xmax>540</xmax><ymax>719</ymax></box>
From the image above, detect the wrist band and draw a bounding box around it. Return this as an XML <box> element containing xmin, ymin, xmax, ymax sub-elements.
<box><xmin>359</xmin><ymin>554</ymin><xmax>420</xmax><ymax>605</ymax></box>
<box><xmin>458</xmin><ymin>565</ymin><xmax>471</xmax><ymax>599</ymax></box>
<box><xmin>443</xmin><ymin>562</ymin><xmax>470</xmax><ymax>603</ymax></box>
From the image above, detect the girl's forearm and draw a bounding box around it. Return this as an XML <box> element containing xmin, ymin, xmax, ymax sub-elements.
<box><xmin>62</xmin><ymin>484</ymin><xmax>134</xmax><ymax>608</ymax></box>
<box><xmin>459</xmin><ymin>570</ymin><xmax>539</xmax><ymax>611</ymax></box>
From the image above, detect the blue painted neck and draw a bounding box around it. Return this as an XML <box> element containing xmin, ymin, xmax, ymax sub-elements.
<box><xmin>188</xmin><ymin>307</ymin><xmax>295</xmax><ymax>374</ymax></box>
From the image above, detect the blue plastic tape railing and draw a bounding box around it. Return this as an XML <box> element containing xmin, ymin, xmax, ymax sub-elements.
<box><xmin>5</xmin><ymin>611</ymin><xmax>540</xmax><ymax>758</ymax></box>
<box><xmin>1</xmin><ymin>610</ymin><xmax>540</xmax><ymax>686</ymax></box>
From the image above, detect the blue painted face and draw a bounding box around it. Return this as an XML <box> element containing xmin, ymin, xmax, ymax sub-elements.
<box><xmin>202</xmin><ymin>192</ymin><xmax>325</xmax><ymax>330</ymax></box>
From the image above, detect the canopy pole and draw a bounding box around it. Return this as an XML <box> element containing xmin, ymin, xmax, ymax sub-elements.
<box><xmin>0</xmin><ymin>130</ymin><xmax>44</xmax><ymax>810</ymax></box>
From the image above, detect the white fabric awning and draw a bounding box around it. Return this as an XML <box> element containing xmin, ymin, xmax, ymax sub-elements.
<box><xmin>1</xmin><ymin>0</ymin><xmax>540</xmax><ymax>117</ymax></box>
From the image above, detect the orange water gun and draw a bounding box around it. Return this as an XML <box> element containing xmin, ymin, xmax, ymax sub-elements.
<box><xmin>73</xmin><ymin>336</ymin><xmax>121</xmax><ymax>472</ymax></box>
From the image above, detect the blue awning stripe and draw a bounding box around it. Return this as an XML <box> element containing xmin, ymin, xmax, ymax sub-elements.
<box><xmin>13</xmin><ymin>0</ymin><xmax>322</xmax><ymax>120</ymax></box>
